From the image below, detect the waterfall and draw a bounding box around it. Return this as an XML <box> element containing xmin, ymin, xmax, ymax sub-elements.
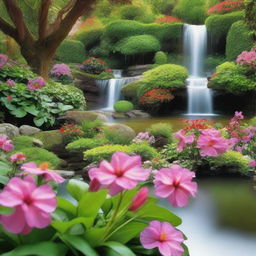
<box><xmin>184</xmin><ymin>24</ymin><xmax>214</xmax><ymax>115</ymax></box>
<box><xmin>96</xmin><ymin>70</ymin><xmax>139</xmax><ymax>111</ymax></box>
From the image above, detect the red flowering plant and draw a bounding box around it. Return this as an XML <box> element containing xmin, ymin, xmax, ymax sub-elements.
<box><xmin>81</xmin><ymin>57</ymin><xmax>112</xmax><ymax>75</ymax></box>
<box><xmin>207</xmin><ymin>0</ymin><xmax>244</xmax><ymax>14</ymax></box>
<box><xmin>139</xmin><ymin>89</ymin><xmax>174</xmax><ymax>110</ymax></box>
<box><xmin>59</xmin><ymin>123</ymin><xmax>84</xmax><ymax>143</ymax></box>
<box><xmin>155</xmin><ymin>16</ymin><xmax>181</xmax><ymax>24</ymax></box>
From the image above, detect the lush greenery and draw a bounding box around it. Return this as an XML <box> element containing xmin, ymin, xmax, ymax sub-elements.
<box><xmin>114</xmin><ymin>100</ymin><xmax>134</xmax><ymax>113</ymax></box>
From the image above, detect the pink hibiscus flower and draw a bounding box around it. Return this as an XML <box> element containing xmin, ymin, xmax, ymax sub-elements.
<box><xmin>0</xmin><ymin>176</ymin><xmax>56</xmax><ymax>234</ymax></box>
<box><xmin>174</xmin><ymin>129</ymin><xmax>194</xmax><ymax>152</ymax></box>
<box><xmin>197</xmin><ymin>129</ymin><xmax>231</xmax><ymax>157</ymax></box>
<box><xmin>154</xmin><ymin>165</ymin><xmax>197</xmax><ymax>207</ymax></box>
<box><xmin>9</xmin><ymin>153</ymin><xmax>26</xmax><ymax>163</ymax></box>
<box><xmin>88</xmin><ymin>152</ymin><xmax>151</xmax><ymax>196</ymax></box>
<box><xmin>129</xmin><ymin>187</ymin><xmax>149</xmax><ymax>212</ymax></box>
<box><xmin>140</xmin><ymin>220</ymin><xmax>184</xmax><ymax>256</ymax></box>
<box><xmin>0</xmin><ymin>135</ymin><xmax>14</xmax><ymax>152</ymax></box>
<box><xmin>21</xmin><ymin>162</ymin><xmax>65</xmax><ymax>184</ymax></box>
<box><xmin>249</xmin><ymin>160</ymin><xmax>256</xmax><ymax>167</ymax></box>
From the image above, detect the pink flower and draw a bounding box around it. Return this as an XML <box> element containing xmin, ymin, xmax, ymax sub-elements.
<box><xmin>6</xmin><ymin>79</ymin><xmax>15</xmax><ymax>87</ymax></box>
<box><xmin>50</xmin><ymin>64</ymin><xmax>72</xmax><ymax>77</ymax></box>
<box><xmin>9</xmin><ymin>153</ymin><xmax>26</xmax><ymax>163</ymax></box>
<box><xmin>197</xmin><ymin>129</ymin><xmax>231</xmax><ymax>157</ymax></box>
<box><xmin>27</xmin><ymin>77</ymin><xmax>45</xmax><ymax>91</ymax></box>
<box><xmin>174</xmin><ymin>129</ymin><xmax>194</xmax><ymax>152</ymax></box>
<box><xmin>154</xmin><ymin>165</ymin><xmax>197</xmax><ymax>207</ymax></box>
<box><xmin>0</xmin><ymin>54</ymin><xmax>8</xmax><ymax>68</ymax></box>
<box><xmin>129</xmin><ymin>187</ymin><xmax>149</xmax><ymax>211</ymax></box>
<box><xmin>89</xmin><ymin>178</ymin><xmax>101</xmax><ymax>192</ymax></box>
<box><xmin>0</xmin><ymin>176</ymin><xmax>56</xmax><ymax>234</ymax></box>
<box><xmin>0</xmin><ymin>135</ymin><xmax>14</xmax><ymax>152</ymax></box>
<box><xmin>89</xmin><ymin>152</ymin><xmax>151</xmax><ymax>196</ymax></box>
<box><xmin>20</xmin><ymin>162</ymin><xmax>65</xmax><ymax>184</ymax></box>
<box><xmin>7</xmin><ymin>96</ymin><xmax>12</xmax><ymax>101</ymax></box>
<box><xmin>249</xmin><ymin>160</ymin><xmax>256</xmax><ymax>167</ymax></box>
<box><xmin>234</xmin><ymin>111</ymin><xmax>244</xmax><ymax>120</ymax></box>
<box><xmin>140</xmin><ymin>220</ymin><xmax>184</xmax><ymax>256</ymax></box>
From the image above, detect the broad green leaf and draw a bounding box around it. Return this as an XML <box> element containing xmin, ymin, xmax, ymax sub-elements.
<box><xmin>11</xmin><ymin>108</ymin><xmax>27</xmax><ymax>118</ymax></box>
<box><xmin>102</xmin><ymin>241</ymin><xmax>136</xmax><ymax>256</ymax></box>
<box><xmin>33</xmin><ymin>117</ymin><xmax>45</xmax><ymax>127</ymax></box>
<box><xmin>60</xmin><ymin>234</ymin><xmax>100</xmax><ymax>256</ymax></box>
<box><xmin>0</xmin><ymin>241</ymin><xmax>67</xmax><ymax>256</ymax></box>
<box><xmin>67</xmin><ymin>179</ymin><xmax>89</xmax><ymax>201</ymax></box>
<box><xmin>57</xmin><ymin>197</ymin><xmax>77</xmax><ymax>216</ymax></box>
<box><xmin>108</xmin><ymin>221</ymin><xmax>147</xmax><ymax>244</ymax></box>
<box><xmin>84</xmin><ymin>227</ymin><xmax>107</xmax><ymax>247</ymax></box>
<box><xmin>0</xmin><ymin>206</ymin><xmax>13</xmax><ymax>215</ymax></box>
<box><xmin>0</xmin><ymin>161</ymin><xmax>12</xmax><ymax>174</ymax></box>
<box><xmin>0</xmin><ymin>174</ymin><xmax>9</xmax><ymax>185</ymax></box>
<box><xmin>182</xmin><ymin>243</ymin><xmax>190</xmax><ymax>256</ymax></box>
<box><xmin>24</xmin><ymin>105</ymin><xmax>39</xmax><ymax>116</ymax></box>
<box><xmin>78</xmin><ymin>190</ymin><xmax>108</xmax><ymax>228</ymax></box>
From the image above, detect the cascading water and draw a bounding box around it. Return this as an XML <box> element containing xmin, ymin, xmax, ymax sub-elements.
<box><xmin>96</xmin><ymin>70</ymin><xmax>139</xmax><ymax>110</ymax></box>
<box><xmin>184</xmin><ymin>24</ymin><xmax>213</xmax><ymax>115</ymax></box>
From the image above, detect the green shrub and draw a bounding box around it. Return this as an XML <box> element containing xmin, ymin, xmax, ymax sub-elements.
<box><xmin>150</xmin><ymin>0</ymin><xmax>176</xmax><ymax>15</ymax></box>
<box><xmin>84</xmin><ymin>144</ymin><xmax>132</xmax><ymax>162</ymax></box>
<box><xmin>130</xmin><ymin>143</ymin><xmax>159</xmax><ymax>160</ymax></box>
<box><xmin>209</xmin><ymin>62</ymin><xmax>256</xmax><ymax>94</ymax></box>
<box><xmin>114</xmin><ymin>35</ymin><xmax>161</xmax><ymax>55</ymax></box>
<box><xmin>147</xmin><ymin>123</ymin><xmax>173</xmax><ymax>144</ymax></box>
<box><xmin>14</xmin><ymin>147</ymin><xmax>61</xmax><ymax>168</ymax></box>
<box><xmin>76</xmin><ymin>29</ymin><xmax>103</xmax><ymax>50</ymax></box>
<box><xmin>173</xmin><ymin>0</ymin><xmax>208</xmax><ymax>24</ymax></box>
<box><xmin>56</xmin><ymin>40</ymin><xmax>86</xmax><ymax>63</ymax></box>
<box><xmin>209</xmin><ymin>150</ymin><xmax>250</xmax><ymax>175</ymax></box>
<box><xmin>205</xmin><ymin>11</ymin><xmax>244</xmax><ymax>39</ymax></box>
<box><xmin>154</xmin><ymin>51</ymin><xmax>168</xmax><ymax>65</ymax></box>
<box><xmin>81</xmin><ymin>120</ymin><xmax>103</xmax><ymax>138</ymax></box>
<box><xmin>137</xmin><ymin>64</ymin><xmax>188</xmax><ymax>97</ymax></box>
<box><xmin>114</xmin><ymin>100</ymin><xmax>134</xmax><ymax>113</ymax></box>
<box><xmin>249</xmin><ymin>116</ymin><xmax>256</xmax><ymax>126</ymax></box>
<box><xmin>205</xmin><ymin>55</ymin><xmax>226</xmax><ymax>71</ymax></box>
<box><xmin>42</xmin><ymin>81</ymin><xmax>86</xmax><ymax>110</ymax></box>
<box><xmin>66</xmin><ymin>137</ymin><xmax>108</xmax><ymax>152</ymax></box>
<box><xmin>120</xmin><ymin>5</ymin><xmax>144</xmax><ymax>20</ymax></box>
<box><xmin>103</xmin><ymin>126</ymin><xmax>134</xmax><ymax>145</ymax></box>
<box><xmin>226</xmin><ymin>21</ymin><xmax>254</xmax><ymax>60</ymax></box>
<box><xmin>71</xmin><ymin>69</ymin><xmax>114</xmax><ymax>80</ymax></box>
<box><xmin>12</xmin><ymin>136</ymin><xmax>35</xmax><ymax>151</ymax></box>
<box><xmin>121</xmin><ymin>80</ymin><xmax>144</xmax><ymax>99</ymax></box>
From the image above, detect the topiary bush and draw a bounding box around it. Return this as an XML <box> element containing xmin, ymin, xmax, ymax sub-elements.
<box><xmin>225</xmin><ymin>21</ymin><xmax>254</xmax><ymax>60</ymax></box>
<box><xmin>154</xmin><ymin>51</ymin><xmax>168</xmax><ymax>65</ymax></box>
<box><xmin>114</xmin><ymin>100</ymin><xmax>134</xmax><ymax>113</ymax></box>
<box><xmin>173</xmin><ymin>0</ymin><xmax>208</xmax><ymax>24</ymax></box>
<box><xmin>205</xmin><ymin>55</ymin><xmax>226</xmax><ymax>71</ymax></box>
<box><xmin>114</xmin><ymin>35</ymin><xmax>161</xmax><ymax>55</ymax></box>
<box><xmin>76</xmin><ymin>29</ymin><xmax>103</xmax><ymax>50</ymax></box>
<box><xmin>120</xmin><ymin>5</ymin><xmax>144</xmax><ymax>20</ymax></box>
<box><xmin>205</xmin><ymin>11</ymin><xmax>244</xmax><ymax>39</ymax></box>
<box><xmin>56</xmin><ymin>40</ymin><xmax>86</xmax><ymax>63</ymax></box>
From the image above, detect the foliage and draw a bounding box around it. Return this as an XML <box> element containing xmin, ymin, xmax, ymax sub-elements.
<box><xmin>205</xmin><ymin>11</ymin><xmax>244</xmax><ymax>39</ymax></box>
<box><xmin>209</xmin><ymin>62</ymin><xmax>256</xmax><ymax>94</ymax></box>
<box><xmin>114</xmin><ymin>100</ymin><xmax>134</xmax><ymax>113</ymax></box>
<box><xmin>81</xmin><ymin>57</ymin><xmax>112</xmax><ymax>74</ymax></box>
<box><xmin>114</xmin><ymin>35</ymin><xmax>161</xmax><ymax>55</ymax></box>
<box><xmin>12</xmin><ymin>136</ymin><xmax>35</xmax><ymax>151</ymax></box>
<box><xmin>149</xmin><ymin>0</ymin><xmax>176</xmax><ymax>14</ymax></box>
<box><xmin>81</xmin><ymin>120</ymin><xmax>103</xmax><ymax>138</ymax></box>
<box><xmin>66</xmin><ymin>137</ymin><xmax>109</xmax><ymax>152</ymax></box>
<box><xmin>56</xmin><ymin>40</ymin><xmax>86</xmax><ymax>64</ymax></box>
<box><xmin>147</xmin><ymin>123</ymin><xmax>173</xmax><ymax>145</ymax></box>
<box><xmin>103</xmin><ymin>126</ymin><xmax>134</xmax><ymax>145</ymax></box>
<box><xmin>76</xmin><ymin>29</ymin><xmax>104</xmax><ymax>50</ymax></box>
<box><xmin>207</xmin><ymin>0</ymin><xmax>244</xmax><ymax>14</ymax></box>
<box><xmin>155</xmin><ymin>16</ymin><xmax>181</xmax><ymax>24</ymax></box>
<box><xmin>205</xmin><ymin>55</ymin><xmax>226</xmax><ymax>71</ymax></box>
<box><xmin>120</xmin><ymin>5</ymin><xmax>144</xmax><ymax>20</ymax></box>
<box><xmin>50</xmin><ymin>64</ymin><xmax>73</xmax><ymax>85</ymax></box>
<box><xmin>154</xmin><ymin>51</ymin><xmax>168</xmax><ymax>65</ymax></box>
<box><xmin>121</xmin><ymin>80</ymin><xmax>144</xmax><ymax>99</ymax></box>
<box><xmin>71</xmin><ymin>69</ymin><xmax>114</xmax><ymax>80</ymax></box>
<box><xmin>173</xmin><ymin>0</ymin><xmax>208</xmax><ymax>24</ymax></box>
<box><xmin>226</xmin><ymin>21</ymin><xmax>254</xmax><ymax>60</ymax></box>
<box><xmin>137</xmin><ymin>64</ymin><xmax>188</xmax><ymax>97</ymax></box>
<box><xmin>244</xmin><ymin>0</ymin><xmax>256</xmax><ymax>40</ymax></box>
<box><xmin>129</xmin><ymin>143</ymin><xmax>159</xmax><ymax>161</ymax></box>
<box><xmin>59</xmin><ymin>124</ymin><xmax>84</xmax><ymax>143</ymax></box>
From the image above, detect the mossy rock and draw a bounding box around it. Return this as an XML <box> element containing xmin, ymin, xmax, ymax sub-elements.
<box><xmin>107</xmin><ymin>123</ymin><xmax>136</xmax><ymax>141</ymax></box>
<box><xmin>63</xmin><ymin>111</ymin><xmax>109</xmax><ymax>124</ymax></box>
<box><xmin>34</xmin><ymin>130</ymin><xmax>65</xmax><ymax>151</ymax></box>
<box><xmin>121</xmin><ymin>80</ymin><xmax>144</xmax><ymax>99</ymax></box>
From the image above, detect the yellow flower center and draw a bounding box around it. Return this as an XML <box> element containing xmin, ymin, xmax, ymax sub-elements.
<box><xmin>159</xmin><ymin>232</ymin><xmax>168</xmax><ymax>242</ymax></box>
<box><xmin>39</xmin><ymin>162</ymin><xmax>49</xmax><ymax>170</ymax></box>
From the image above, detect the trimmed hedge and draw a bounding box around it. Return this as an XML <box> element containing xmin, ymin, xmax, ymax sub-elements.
<box><xmin>56</xmin><ymin>40</ymin><xmax>86</xmax><ymax>63</ymax></box>
<box><xmin>154</xmin><ymin>51</ymin><xmax>168</xmax><ymax>65</ymax></box>
<box><xmin>76</xmin><ymin>29</ymin><xmax>103</xmax><ymax>50</ymax></box>
<box><xmin>114</xmin><ymin>35</ymin><xmax>161</xmax><ymax>55</ymax></box>
<box><xmin>114</xmin><ymin>100</ymin><xmax>134</xmax><ymax>113</ymax></box>
<box><xmin>121</xmin><ymin>80</ymin><xmax>144</xmax><ymax>99</ymax></box>
<box><xmin>226</xmin><ymin>21</ymin><xmax>254</xmax><ymax>60</ymax></box>
<box><xmin>205</xmin><ymin>11</ymin><xmax>244</xmax><ymax>39</ymax></box>
<box><xmin>120</xmin><ymin>5</ymin><xmax>144</xmax><ymax>20</ymax></box>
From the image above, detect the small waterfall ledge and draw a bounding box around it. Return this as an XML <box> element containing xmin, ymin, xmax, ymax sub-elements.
<box><xmin>96</xmin><ymin>70</ymin><xmax>140</xmax><ymax>111</ymax></box>
<box><xmin>183</xmin><ymin>24</ymin><xmax>214</xmax><ymax>116</ymax></box>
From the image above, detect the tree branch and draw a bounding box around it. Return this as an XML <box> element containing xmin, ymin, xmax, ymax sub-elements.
<box><xmin>38</xmin><ymin>0</ymin><xmax>52</xmax><ymax>40</ymax></box>
<box><xmin>0</xmin><ymin>17</ymin><xmax>18</xmax><ymax>41</ymax></box>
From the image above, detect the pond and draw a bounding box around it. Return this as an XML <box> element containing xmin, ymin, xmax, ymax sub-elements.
<box><xmin>161</xmin><ymin>178</ymin><xmax>256</xmax><ymax>256</ymax></box>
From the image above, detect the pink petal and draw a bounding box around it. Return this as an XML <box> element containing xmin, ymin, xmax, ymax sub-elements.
<box><xmin>25</xmin><ymin>205</ymin><xmax>51</xmax><ymax>228</ymax></box>
<box><xmin>115</xmin><ymin>177</ymin><xmax>138</xmax><ymax>189</ymax></box>
<box><xmin>168</xmin><ymin>189</ymin><xmax>189</xmax><ymax>207</ymax></box>
<box><xmin>155</xmin><ymin>184</ymin><xmax>175</xmax><ymax>198</ymax></box>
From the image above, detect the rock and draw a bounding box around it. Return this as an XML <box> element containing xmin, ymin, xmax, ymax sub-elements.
<box><xmin>32</xmin><ymin>138</ymin><xmax>43</xmax><ymax>148</ymax></box>
<box><xmin>19</xmin><ymin>125</ymin><xmax>41</xmax><ymax>136</ymax></box>
<box><xmin>130</xmin><ymin>110</ymin><xmax>150</xmax><ymax>118</ymax></box>
<box><xmin>56</xmin><ymin>170</ymin><xmax>76</xmax><ymax>179</ymax></box>
<box><xmin>0</xmin><ymin>123</ymin><xmax>19</xmax><ymax>137</ymax></box>
<box><xmin>107</xmin><ymin>123</ymin><xmax>136</xmax><ymax>141</ymax></box>
<box><xmin>112</xmin><ymin>112</ymin><xmax>126</xmax><ymax>119</ymax></box>
<box><xmin>126</xmin><ymin>64</ymin><xmax>151</xmax><ymax>76</ymax></box>
<box><xmin>59</xmin><ymin>111</ymin><xmax>109</xmax><ymax>124</ymax></box>
<box><xmin>125</xmin><ymin>112</ymin><xmax>136</xmax><ymax>118</ymax></box>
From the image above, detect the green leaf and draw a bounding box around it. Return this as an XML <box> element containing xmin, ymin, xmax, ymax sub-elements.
<box><xmin>57</xmin><ymin>197</ymin><xmax>77</xmax><ymax>216</ymax></box>
<box><xmin>0</xmin><ymin>161</ymin><xmax>12</xmax><ymax>174</ymax></box>
<box><xmin>60</xmin><ymin>234</ymin><xmax>100</xmax><ymax>256</ymax></box>
<box><xmin>10</xmin><ymin>108</ymin><xmax>27</xmax><ymax>118</ymax></box>
<box><xmin>24</xmin><ymin>105</ymin><xmax>39</xmax><ymax>116</ymax></box>
<box><xmin>84</xmin><ymin>227</ymin><xmax>107</xmax><ymax>247</ymax></box>
<box><xmin>33</xmin><ymin>117</ymin><xmax>45</xmax><ymax>127</ymax></box>
<box><xmin>77</xmin><ymin>190</ymin><xmax>108</xmax><ymax>228</ymax></box>
<box><xmin>0</xmin><ymin>241</ymin><xmax>67</xmax><ymax>256</ymax></box>
<box><xmin>102</xmin><ymin>241</ymin><xmax>136</xmax><ymax>256</ymax></box>
<box><xmin>0</xmin><ymin>205</ymin><xmax>13</xmax><ymax>215</ymax></box>
<box><xmin>0</xmin><ymin>174</ymin><xmax>9</xmax><ymax>185</ymax></box>
<box><xmin>67</xmin><ymin>179</ymin><xmax>89</xmax><ymax>201</ymax></box>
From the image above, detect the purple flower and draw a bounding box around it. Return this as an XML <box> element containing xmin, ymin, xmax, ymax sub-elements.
<box><xmin>6</xmin><ymin>79</ymin><xmax>16</xmax><ymax>87</ymax></box>
<box><xmin>27</xmin><ymin>77</ymin><xmax>45</xmax><ymax>91</ymax></box>
<box><xmin>50</xmin><ymin>64</ymin><xmax>72</xmax><ymax>78</ymax></box>
<box><xmin>0</xmin><ymin>54</ymin><xmax>8</xmax><ymax>68</ymax></box>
